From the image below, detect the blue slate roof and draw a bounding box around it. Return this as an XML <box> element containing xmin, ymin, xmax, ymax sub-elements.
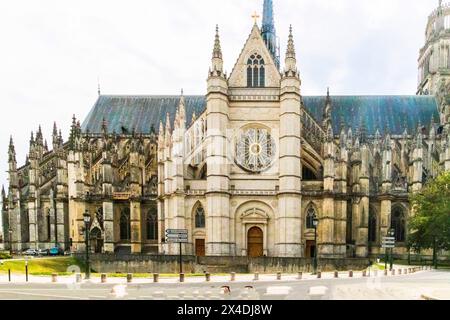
<box><xmin>82</xmin><ymin>95</ymin><xmax>439</xmax><ymax>136</ymax></box>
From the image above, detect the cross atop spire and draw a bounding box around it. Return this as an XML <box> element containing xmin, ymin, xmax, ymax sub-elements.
<box><xmin>251</xmin><ymin>11</ymin><xmax>260</xmax><ymax>25</ymax></box>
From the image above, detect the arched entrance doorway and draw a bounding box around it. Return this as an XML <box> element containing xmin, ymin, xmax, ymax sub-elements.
<box><xmin>90</xmin><ymin>227</ymin><xmax>103</xmax><ymax>253</ymax></box>
<box><xmin>247</xmin><ymin>227</ymin><xmax>264</xmax><ymax>258</ymax></box>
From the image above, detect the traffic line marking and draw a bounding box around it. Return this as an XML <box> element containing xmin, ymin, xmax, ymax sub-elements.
<box><xmin>0</xmin><ymin>290</ymin><xmax>84</xmax><ymax>300</ymax></box>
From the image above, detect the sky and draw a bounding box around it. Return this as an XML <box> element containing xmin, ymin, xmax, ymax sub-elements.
<box><xmin>0</xmin><ymin>0</ymin><xmax>439</xmax><ymax>201</ymax></box>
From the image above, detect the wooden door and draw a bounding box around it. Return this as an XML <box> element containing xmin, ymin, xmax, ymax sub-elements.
<box><xmin>195</xmin><ymin>239</ymin><xmax>205</xmax><ymax>257</ymax></box>
<box><xmin>305</xmin><ymin>240</ymin><xmax>316</xmax><ymax>258</ymax></box>
<box><xmin>247</xmin><ymin>227</ymin><xmax>264</xmax><ymax>258</ymax></box>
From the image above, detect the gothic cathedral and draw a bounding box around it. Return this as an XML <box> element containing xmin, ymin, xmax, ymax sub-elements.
<box><xmin>2</xmin><ymin>1</ymin><xmax>450</xmax><ymax>260</ymax></box>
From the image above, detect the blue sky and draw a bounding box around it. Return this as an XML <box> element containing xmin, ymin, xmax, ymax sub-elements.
<box><xmin>0</xmin><ymin>0</ymin><xmax>438</xmax><ymax>200</ymax></box>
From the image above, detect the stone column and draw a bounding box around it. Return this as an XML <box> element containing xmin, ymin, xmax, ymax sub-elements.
<box><xmin>320</xmin><ymin>129</ymin><xmax>336</xmax><ymax>258</ymax></box>
<box><xmin>356</xmin><ymin>144</ymin><xmax>370</xmax><ymax>258</ymax></box>
<box><xmin>277</xmin><ymin>71</ymin><xmax>303</xmax><ymax>258</ymax></box>
<box><xmin>130</xmin><ymin>201</ymin><xmax>142</xmax><ymax>254</ymax></box>
<box><xmin>205</xmin><ymin>74</ymin><xmax>231</xmax><ymax>256</ymax></box>
<box><xmin>55</xmin><ymin>200</ymin><xmax>68</xmax><ymax>250</ymax></box>
<box><xmin>102</xmin><ymin>152</ymin><xmax>114</xmax><ymax>253</ymax></box>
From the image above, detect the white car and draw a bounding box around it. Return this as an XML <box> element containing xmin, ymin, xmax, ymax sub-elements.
<box><xmin>23</xmin><ymin>249</ymin><xmax>38</xmax><ymax>256</ymax></box>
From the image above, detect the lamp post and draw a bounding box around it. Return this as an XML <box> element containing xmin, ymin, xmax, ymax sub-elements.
<box><xmin>8</xmin><ymin>229</ymin><xmax>12</xmax><ymax>256</ymax></box>
<box><xmin>388</xmin><ymin>228</ymin><xmax>395</xmax><ymax>271</ymax></box>
<box><xmin>312</xmin><ymin>216</ymin><xmax>319</xmax><ymax>275</ymax></box>
<box><xmin>83</xmin><ymin>211</ymin><xmax>91</xmax><ymax>280</ymax></box>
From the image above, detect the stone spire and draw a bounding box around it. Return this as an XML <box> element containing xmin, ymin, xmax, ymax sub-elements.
<box><xmin>165</xmin><ymin>113</ymin><xmax>172</xmax><ymax>138</ymax></box>
<box><xmin>158</xmin><ymin>121</ymin><xmax>165</xmax><ymax>149</ymax></box>
<box><xmin>283</xmin><ymin>25</ymin><xmax>298</xmax><ymax>77</ymax></box>
<box><xmin>36</xmin><ymin>125</ymin><xmax>44</xmax><ymax>146</ymax></box>
<box><xmin>384</xmin><ymin>133</ymin><xmax>392</xmax><ymax>151</ymax></box>
<box><xmin>102</xmin><ymin>118</ymin><xmax>108</xmax><ymax>136</ymax></box>
<box><xmin>211</xmin><ymin>25</ymin><xmax>224</xmax><ymax>75</ymax></box>
<box><xmin>261</xmin><ymin>0</ymin><xmax>280</xmax><ymax>69</ymax></box>
<box><xmin>323</xmin><ymin>88</ymin><xmax>332</xmax><ymax>126</ymax></box>
<box><xmin>359</xmin><ymin>117</ymin><xmax>368</xmax><ymax>145</ymax></box>
<box><xmin>323</xmin><ymin>88</ymin><xmax>333</xmax><ymax>141</ymax></box>
<box><xmin>30</xmin><ymin>131</ymin><xmax>35</xmax><ymax>148</ymax></box>
<box><xmin>58</xmin><ymin>130</ymin><xmax>63</xmax><ymax>148</ymax></box>
<box><xmin>52</xmin><ymin>122</ymin><xmax>59</xmax><ymax>150</ymax></box>
<box><xmin>178</xmin><ymin>89</ymin><xmax>186</xmax><ymax>129</ymax></box>
<box><xmin>416</xmin><ymin>122</ymin><xmax>424</xmax><ymax>149</ymax></box>
<box><xmin>8</xmin><ymin>136</ymin><xmax>16</xmax><ymax>163</ymax></box>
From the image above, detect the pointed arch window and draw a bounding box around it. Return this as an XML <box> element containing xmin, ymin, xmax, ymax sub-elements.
<box><xmin>247</xmin><ymin>54</ymin><xmax>265</xmax><ymax>88</ymax></box>
<box><xmin>368</xmin><ymin>207</ymin><xmax>377</xmax><ymax>242</ymax></box>
<box><xmin>306</xmin><ymin>207</ymin><xmax>316</xmax><ymax>229</ymax></box>
<box><xmin>146</xmin><ymin>206</ymin><xmax>158</xmax><ymax>240</ymax></box>
<box><xmin>391</xmin><ymin>206</ymin><xmax>406</xmax><ymax>242</ymax></box>
<box><xmin>195</xmin><ymin>205</ymin><xmax>206</xmax><ymax>229</ymax></box>
<box><xmin>120</xmin><ymin>208</ymin><xmax>131</xmax><ymax>241</ymax></box>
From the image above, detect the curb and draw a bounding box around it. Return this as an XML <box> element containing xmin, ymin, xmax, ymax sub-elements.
<box><xmin>421</xmin><ymin>294</ymin><xmax>440</xmax><ymax>301</ymax></box>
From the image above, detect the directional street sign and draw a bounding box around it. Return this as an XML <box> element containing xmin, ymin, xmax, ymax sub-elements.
<box><xmin>165</xmin><ymin>229</ymin><xmax>189</xmax><ymax>243</ymax></box>
<box><xmin>166</xmin><ymin>229</ymin><xmax>188</xmax><ymax>235</ymax></box>
<box><xmin>382</xmin><ymin>236</ymin><xmax>396</xmax><ymax>249</ymax></box>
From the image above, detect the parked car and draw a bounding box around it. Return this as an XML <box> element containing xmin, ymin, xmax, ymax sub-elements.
<box><xmin>23</xmin><ymin>249</ymin><xmax>38</xmax><ymax>256</ymax></box>
<box><xmin>49</xmin><ymin>247</ymin><xmax>63</xmax><ymax>256</ymax></box>
<box><xmin>37</xmin><ymin>249</ymin><xmax>49</xmax><ymax>256</ymax></box>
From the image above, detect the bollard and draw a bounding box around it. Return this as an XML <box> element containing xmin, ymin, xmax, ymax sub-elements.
<box><xmin>362</xmin><ymin>270</ymin><xmax>367</xmax><ymax>277</ymax></box>
<box><xmin>101</xmin><ymin>274</ymin><xmax>107</xmax><ymax>283</ymax></box>
<box><xmin>254</xmin><ymin>272</ymin><xmax>259</xmax><ymax>281</ymax></box>
<box><xmin>349</xmin><ymin>270</ymin><xmax>353</xmax><ymax>278</ymax></box>
<box><xmin>398</xmin><ymin>269</ymin><xmax>402</xmax><ymax>275</ymax></box>
<box><xmin>277</xmin><ymin>272</ymin><xmax>282</xmax><ymax>280</ymax></box>
<box><xmin>8</xmin><ymin>269</ymin><xmax>11</xmax><ymax>282</ymax></box>
<box><xmin>153</xmin><ymin>273</ymin><xmax>159</xmax><ymax>283</ymax></box>
<box><xmin>317</xmin><ymin>271</ymin><xmax>322</xmax><ymax>279</ymax></box>
<box><xmin>297</xmin><ymin>272</ymin><xmax>303</xmax><ymax>280</ymax></box>
<box><xmin>179</xmin><ymin>273</ymin><xmax>185</xmax><ymax>283</ymax></box>
<box><xmin>403</xmin><ymin>269</ymin><xmax>407</xmax><ymax>275</ymax></box>
<box><xmin>127</xmin><ymin>273</ymin><xmax>133</xmax><ymax>283</ymax></box>
<box><xmin>205</xmin><ymin>273</ymin><xmax>211</xmax><ymax>282</ymax></box>
<box><xmin>334</xmin><ymin>271</ymin><xmax>339</xmax><ymax>278</ymax></box>
<box><xmin>391</xmin><ymin>269</ymin><xmax>396</xmax><ymax>276</ymax></box>
<box><xmin>230</xmin><ymin>272</ymin><xmax>236</xmax><ymax>282</ymax></box>
<box><xmin>51</xmin><ymin>273</ymin><xmax>58</xmax><ymax>283</ymax></box>
<box><xmin>76</xmin><ymin>273</ymin><xmax>82</xmax><ymax>283</ymax></box>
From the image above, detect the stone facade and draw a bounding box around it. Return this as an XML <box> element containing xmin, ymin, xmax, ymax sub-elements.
<box><xmin>2</xmin><ymin>1</ymin><xmax>450</xmax><ymax>260</ymax></box>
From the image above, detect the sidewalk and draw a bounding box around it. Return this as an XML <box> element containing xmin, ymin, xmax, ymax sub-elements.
<box><xmin>0</xmin><ymin>266</ymin><xmax>427</xmax><ymax>285</ymax></box>
<box><xmin>421</xmin><ymin>289</ymin><xmax>450</xmax><ymax>300</ymax></box>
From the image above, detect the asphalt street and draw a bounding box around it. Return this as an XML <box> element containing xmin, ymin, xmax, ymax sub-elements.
<box><xmin>0</xmin><ymin>270</ymin><xmax>448</xmax><ymax>300</ymax></box>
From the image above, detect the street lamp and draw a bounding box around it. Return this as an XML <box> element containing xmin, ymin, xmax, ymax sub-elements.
<box><xmin>83</xmin><ymin>211</ymin><xmax>91</xmax><ymax>280</ymax></box>
<box><xmin>312</xmin><ymin>216</ymin><xmax>319</xmax><ymax>275</ymax></box>
<box><xmin>8</xmin><ymin>229</ymin><xmax>12</xmax><ymax>256</ymax></box>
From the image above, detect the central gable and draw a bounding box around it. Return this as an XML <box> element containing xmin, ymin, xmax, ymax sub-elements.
<box><xmin>228</xmin><ymin>24</ymin><xmax>281</xmax><ymax>88</ymax></box>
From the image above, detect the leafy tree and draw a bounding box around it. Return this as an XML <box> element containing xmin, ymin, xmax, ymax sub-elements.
<box><xmin>408</xmin><ymin>171</ymin><xmax>450</xmax><ymax>268</ymax></box>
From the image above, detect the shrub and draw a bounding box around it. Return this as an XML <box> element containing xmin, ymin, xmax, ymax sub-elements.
<box><xmin>0</xmin><ymin>252</ymin><xmax>12</xmax><ymax>260</ymax></box>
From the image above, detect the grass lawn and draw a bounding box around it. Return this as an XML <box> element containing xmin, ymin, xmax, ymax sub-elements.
<box><xmin>0</xmin><ymin>257</ymin><xmax>85</xmax><ymax>276</ymax></box>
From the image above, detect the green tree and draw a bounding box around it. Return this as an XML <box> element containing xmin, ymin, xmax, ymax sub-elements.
<box><xmin>409</xmin><ymin>171</ymin><xmax>450</xmax><ymax>269</ymax></box>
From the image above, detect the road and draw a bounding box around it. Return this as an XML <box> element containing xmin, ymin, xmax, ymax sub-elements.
<box><xmin>0</xmin><ymin>269</ymin><xmax>449</xmax><ymax>300</ymax></box>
